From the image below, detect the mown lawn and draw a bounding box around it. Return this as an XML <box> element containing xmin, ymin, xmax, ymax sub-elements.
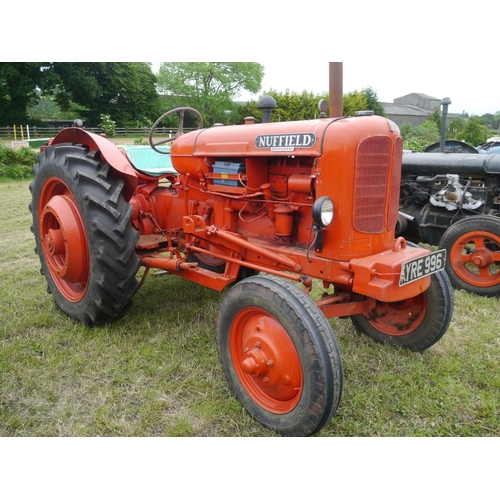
<box><xmin>1</xmin><ymin>180</ymin><xmax>499</xmax><ymax>438</ymax></box>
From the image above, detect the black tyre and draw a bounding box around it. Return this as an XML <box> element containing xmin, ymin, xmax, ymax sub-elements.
<box><xmin>350</xmin><ymin>270</ymin><xmax>454</xmax><ymax>351</ymax></box>
<box><xmin>187</xmin><ymin>252</ymin><xmax>258</xmax><ymax>282</ymax></box>
<box><xmin>438</xmin><ymin>215</ymin><xmax>500</xmax><ymax>296</ymax></box>
<box><xmin>29</xmin><ymin>144</ymin><xmax>141</xmax><ymax>325</ymax></box>
<box><xmin>186</xmin><ymin>252</ymin><xmax>225</xmax><ymax>273</ymax></box>
<box><xmin>217</xmin><ymin>275</ymin><xmax>343</xmax><ymax>436</ymax></box>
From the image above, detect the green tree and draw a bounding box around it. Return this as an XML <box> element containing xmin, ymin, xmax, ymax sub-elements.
<box><xmin>343</xmin><ymin>90</ymin><xmax>368</xmax><ymax>116</ymax></box>
<box><xmin>399</xmin><ymin>120</ymin><xmax>441</xmax><ymax>151</ymax></box>
<box><xmin>492</xmin><ymin>111</ymin><xmax>500</xmax><ymax>131</ymax></box>
<box><xmin>0</xmin><ymin>62</ymin><xmax>160</xmax><ymax>127</ymax></box>
<box><xmin>363</xmin><ymin>86</ymin><xmax>385</xmax><ymax>116</ymax></box>
<box><xmin>238</xmin><ymin>87</ymin><xmax>384</xmax><ymax>124</ymax></box>
<box><xmin>99</xmin><ymin>114</ymin><xmax>116</xmax><ymax>137</ymax></box>
<box><xmin>447</xmin><ymin>117</ymin><xmax>466</xmax><ymax>139</ymax></box>
<box><xmin>426</xmin><ymin>106</ymin><xmax>442</xmax><ymax>129</ymax></box>
<box><xmin>50</xmin><ymin>62</ymin><xmax>160</xmax><ymax>126</ymax></box>
<box><xmin>156</xmin><ymin>62</ymin><xmax>264</xmax><ymax>126</ymax></box>
<box><xmin>28</xmin><ymin>94</ymin><xmax>59</xmax><ymax>120</ymax></box>
<box><xmin>343</xmin><ymin>87</ymin><xmax>385</xmax><ymax>117</ymax></box>
<box><xmin>455</xmin><ymin>116</ymin><xmax>490</xmax><ymax>146</ymax></box>
<box><xmin>237</xmin><ymin>89</ymin><xmax>329</xmax><ymax>123</ymax></box>
<box><xmin>0</xmin><ymin>62</ymin><xmax>51</xmax><ymax>126</ymax></box>
<box><xmin>277</xmin><ymin>89</ymin><xmax>326</xmax><ymax>122</ymax></box>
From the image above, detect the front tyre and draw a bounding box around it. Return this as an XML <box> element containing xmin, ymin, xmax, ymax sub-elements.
<box><xmin>30</xmin><ymin>144</ymin><xmax>141</xmax><ymax>325</ymax></box>
<box><xmin>217</xmin><ymin>275</ymin><xmax>343</xmax><ymax>436</ymax></box>
<box><xmin>350</xmin><ymin>270</ymin><xmax>454</xmax><ymax>351</ymax></box>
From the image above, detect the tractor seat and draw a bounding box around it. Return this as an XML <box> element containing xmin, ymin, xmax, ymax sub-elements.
<box><xmin>118</xmin><ymin>145</ymin><xmax>177</xmax><ymax>177</ymax></box>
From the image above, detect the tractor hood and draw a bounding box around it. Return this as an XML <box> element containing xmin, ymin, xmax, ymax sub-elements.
<box><xmin>170</xmin><ymin>118</ymin><xmax>347</xmax><ymax>158</ymax></box>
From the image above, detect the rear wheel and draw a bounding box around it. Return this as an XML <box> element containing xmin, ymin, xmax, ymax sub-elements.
<box><xmin>30</xmin><ymin>144</ymin><xmax>141</xmax><ymax>325</ymax></box>
<box><xmin>350</xmin><ymin>270</ymin><xmax>454</xmax><ymax>351</ymax></box>
<box><xmin>217</xmin><ymin>275</ymin><xmax>343</xmax><ymax>436</ymax></box>
<box><xmin>438</xmin><ymin>215</ymin><xmax>500</xmax><ymax>296</ymax></box>
<box><xmin>187</xmin><ymin>251</ymin><xmax>258</xmax><ymax>281</ymax></box>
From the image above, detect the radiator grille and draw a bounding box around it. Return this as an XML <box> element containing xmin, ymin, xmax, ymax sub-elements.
<box><xmin>388</xmin><ymin>137</ymin><xmax>403</xmax><ymax>231</ymax></box>
<box><xmin>353</xmin><ymin>136</ymin><xmax>392</xmax><ymax>233</ymax></box>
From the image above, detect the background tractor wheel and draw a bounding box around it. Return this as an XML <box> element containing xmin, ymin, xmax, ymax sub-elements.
<box><xmin>30</xmin><ymin>144</ymin><xmax>141</xmax><ymax>325</ymax></box>
<box><xmin>438</xmin><ymin>215</ymin><xmax>500</xmax><ymax>296</ymax></box>
<box><xmin>216</xmin><ymin>275</ymin><xmax>343</xmax><ymax>436</ymax></box>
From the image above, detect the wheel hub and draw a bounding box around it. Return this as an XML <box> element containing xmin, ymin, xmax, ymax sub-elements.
<box><xmin>41</xmin><ymin>194</ymin><xmax>88</xmax><ymax>283</ymax></box>
<box><xmin>242</xmin><ymin>343</ymin><xmax>271</xmax><ymax>378</ymax></box>
<box><xmin>38</xmin><ymin>178</ymin><xmax>90</xmax><ymax>302</ymax></box>
<box><xmin>44</xmin><ymin>227</ymin><xmax>65</xmax><ymax>257</ymax></box>
<box><xmin>231</xmin><ymin>310</ymin><xmax>303</xmax><ymax>412</ymax></box>
<box><xmin>469</xmin><ymin>248</ymin><xmax>493</xmax><ymax>268</ymax></box>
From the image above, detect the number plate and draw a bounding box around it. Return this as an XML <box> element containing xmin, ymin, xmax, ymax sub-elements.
<box><xmin>399</xmin><ymin>249</ymin><xmax>447</xmax><ymax>286</ymax></box>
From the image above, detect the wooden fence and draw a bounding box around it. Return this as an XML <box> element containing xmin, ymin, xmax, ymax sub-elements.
<box><xmin>0</xmin><ymin>126</ymin><xmax>178</xmax><ymax>139</ymax></box>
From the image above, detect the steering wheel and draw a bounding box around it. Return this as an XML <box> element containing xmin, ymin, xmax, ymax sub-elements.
<box><xmin>149</xmin><ymin>107</ymin><xmax>203</xmax><ymax>154</ymax></box>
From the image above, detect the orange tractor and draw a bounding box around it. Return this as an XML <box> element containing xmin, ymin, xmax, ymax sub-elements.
<box><xmin>30</xmin><ymin>105</ymin><xmax>454</xmax><ymax>436</ymax></box>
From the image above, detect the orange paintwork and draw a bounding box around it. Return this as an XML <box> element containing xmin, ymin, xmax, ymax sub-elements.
<box><xmin>38</xmin><ymin>177</ymin><xmax>90</xmax><ymax>301</ymax></box>
<box><xmin>54</xmin><ymin>115</ymin><xmax>435</xmax><ymax>317</ymax></box>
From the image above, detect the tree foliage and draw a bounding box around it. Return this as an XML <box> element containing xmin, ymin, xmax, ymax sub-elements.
<box><xmin>49</xmin><ymin>62</ymin><xmax>159</xmax><ymax>126</ymax></box>
<box><xmin>343</xmin><ymin>87</ymin><xmax>385</xmax><ymax>117</ymax></box>
<box><xmin>401</xmin><ymin>113</ymin><xmax>492</xmax><ymax>151</ymax></box>
<box><xmin>0</xmin><ymin>63</ymin><xmax>51</xmax><ymax>125</ymax></box>
<box><xmin>399</xmin><ymin>120</ymin><xmax>441</xmax><ymax>151</ymax></box>
<box><xmin>156</xmin><ymin>62</ymin><xmax>264</xmax><ymax>126</ymax></box>
<box><xmin>0</xmin><ymin>62</ymin><xmax>160</xmax><ymax>127</ymax></box>
<box><xmin>237</xmin><ymin>86</ymin><xmax>383</xmax><ymax>123</ymax></box>
<box><xmin>237</xmin><ymin>89</ymin><xmax>328</xmax><ymax>123</ymax></box>
<box><xmin>453</xmin><ymin>116</ymin><xmax>490</xmax><ymax>145</ymax></box>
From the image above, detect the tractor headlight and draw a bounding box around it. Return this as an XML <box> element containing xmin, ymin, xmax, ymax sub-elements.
<box><xmin>312</xmin><ymin>196</ymin><xmax>334</xmax><ymax>228</ymax></box>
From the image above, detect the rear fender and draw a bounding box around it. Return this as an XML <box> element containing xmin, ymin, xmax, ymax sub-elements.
<box><xmin>51</xmin><ymin>128</ymin><xmax>138</xmax><ymax>200</ymax></box>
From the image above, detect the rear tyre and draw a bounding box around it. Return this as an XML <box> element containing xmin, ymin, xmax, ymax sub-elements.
<box><xmin>187</xmin><ymin>252</ymin><xmax>258</xmax><ymax>281</ymax></box>
<box><xmin>350</xmin><ymin>270</ymin><xmax>454</xmax><ymax>351</ymax></box>
<box><xmin>438</xmin><ymin>215</ymin><xmax>500</xmax><ymax>296</ymax></box>
<box><xmin>30</xmin><ymin>144</ymin><xmax>141</xmax><ymax>325</ymax></box>
<box><xmin>217</xmin><ymin>275</ymin><xmax>343</xmax><ymax>436</ymax></box>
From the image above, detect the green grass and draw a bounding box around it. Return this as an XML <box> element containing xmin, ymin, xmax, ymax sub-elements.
<box><xmin>1</xmin><ymin>181</ymin><xmax>499</xmax><ymax>437</ymax></box>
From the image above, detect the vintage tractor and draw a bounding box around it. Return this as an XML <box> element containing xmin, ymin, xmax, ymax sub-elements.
<box><xmin>30</xmin><ymin>106</ymin><xmax>454</xmax><ymax>436</ymax></box>
<box><xmin>397</xmin><ymin>149</ymin><xmax>500</xmax><ymax>296</ymax></box>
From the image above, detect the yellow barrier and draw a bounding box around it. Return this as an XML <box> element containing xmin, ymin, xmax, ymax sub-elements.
<box><xmin>13</xmin><ymin>125</ymin><xmax>26</xmax><ymax>141</ymax></box>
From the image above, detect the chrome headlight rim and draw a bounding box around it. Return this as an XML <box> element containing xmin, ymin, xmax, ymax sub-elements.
<box><xmin>312</xmin><ymin>196</ymin><xmax>334</xmax><ymax>228</ymax></box>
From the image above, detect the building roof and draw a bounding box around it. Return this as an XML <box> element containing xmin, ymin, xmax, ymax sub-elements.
<box><xmin>382</xmin><ymin>102</ymin><xmax>428</xmax><ymax>116</ymax></box>
<box><xmin>395</xmin><ymin>92</ymin><xmax>441</xmax><ymax>102</ymax></box>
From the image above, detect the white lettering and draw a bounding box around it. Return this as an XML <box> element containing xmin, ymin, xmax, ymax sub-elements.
<box><xmin>255</xmin><ymin>133</ymin><xmax>316</xmax><ymax>149</ymax></box>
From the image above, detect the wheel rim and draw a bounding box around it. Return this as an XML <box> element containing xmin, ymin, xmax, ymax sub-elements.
<box><xmin>449</xmin><ymin>230</ymin><xmax>500</xmax><ymax>287</ymax></box>
<box><xmin>38</xmin><ymin>177</ymin><xmax>89</xmax><ymax>301</ymax></box>
<box><xmin>229</xmin><ymin>307</ymin><xmax>303</xmax><ymax>414</ymax></box>
<box><xmin>365</xmin><ymin>294</ymin><xmax>426</xmax><ymax>335</ymax></box>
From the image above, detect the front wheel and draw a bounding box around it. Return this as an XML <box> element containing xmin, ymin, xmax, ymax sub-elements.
<box><xmin>350</xmin><ymin>270</ymin><xmax>454</xmax><ymax>351</ymax></box>
<box><xmin>438</xmin><ymin>215</ymin><xmax>500</xmax><ymax>296</ymax></box>
<box><xmin>30</xmin><ymin>144</ymin><xmax>141</xmax><ymax>325</ymax></box>
<box><xmin>217</xmin><ymin>275</ymin><xmax>343</xmax><ymax>436</ymax></box>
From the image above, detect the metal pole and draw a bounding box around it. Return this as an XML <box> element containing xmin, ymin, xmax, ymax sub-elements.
<box><xmin>329</xmin><ymin>62</ymin><xmax>343</xmax><ymax>118</ymax></box>
<box><xmin>439</xmin><ymin>97</ymin><xmax>451</xmax><ymax>152</ymax></box>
